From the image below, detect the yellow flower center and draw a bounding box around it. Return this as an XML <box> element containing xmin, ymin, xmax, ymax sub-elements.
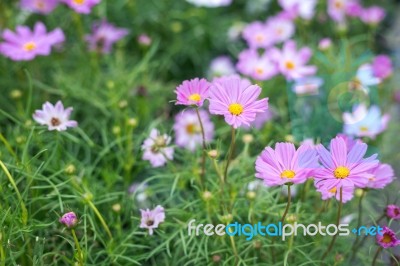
<box><xmin>280</xmin><ymin>170</ymin><xmax>295</xmax><ymax>179</ymax></box>
<box><xmin>334</xmin><ymin>1</ymin><xmax>343</xmax><ymax>9</ymax></box>
<box><xmin>255</xmin><ymin>67</ymin><xmax>264</xmax><ymax>75</ymax></box>
<box><xmin>329</xmin><ymin>187</ymin><xmax>337</xmax><ymax>193</ymax></box>
<box><xmin>73</xmin><ymin>0</ymin><xmax>85</xmax><ymax>4</ymax></box>
<box><xmin>188</xmin><ymin>93</ymin><xmax>201</xmax><ymax>102</ymax></box>
<box><xmin>186</xmin><ymin>124</ymin><xmax>199</xmax><ymax>135</ymax></box>
<box><xmin>285</xmin><ymin>61</ymin><xmax>295</xmax><ymax>70</ymax></box>
<box><xmin>228</xmin><ymin>103</ymin><xmax>243</xmax><ymax>116</ymax></box>
<box><xmin>382</xmin><ymin>234</ymin><xmax>392</xmax><ymax>244</ymax></box>
<box><xmin>35</xmin><ymin>0</ymin><xmax>45</xmax><ymax>9</ymax></box>
<box><xmin>334</xmin><ymin>166</ymin><xmax>350</xmax><ymax>179</ymax></box>
<box><xmin>23</xmin><ymin>42</ymin><xmax>36</xmax><ymax>51</ymax></box>
<box><xmin>255</xmin><ymin>34</ymin><xmax>264</xmax><ymax>42</ymax></box>
<box><xmin>359</xmin><ymin>126</ymin><xmax>369</xmax><ymax>132</ymax></box>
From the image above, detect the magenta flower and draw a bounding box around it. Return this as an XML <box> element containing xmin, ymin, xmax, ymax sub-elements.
<box><xmin>376</xmin><ymin>227</ymin><xmax>400</xmax><ymax>248</ymax></box>
<box><xmin>314</xmin><ymin>137</ymin><xmax>379</xmax><ymax>193</ymax></box>
<box><xmin>365</xmin><ymin>163</ymin><xmax>395</xmax><ymax>189</ymax></box>
<box><xmin>0</xmin><ymin>22</ymin><xmax>64</xmax><ymax>61</ymax></box>
<box><xmin>242</xmin><ymin>21</ymin><xmax>273</xmax><ymax>49</ymax></box>
<box><xmin>142</xmin><ymin>129</ymin><xmax>174</xmax><ymax>168</ymax></box>
<box><xmin>316</xmin><ymin>185</ymin><xmax>354</xmax><ymax>203</ymax></box>
<box><xmin>33</xmin><ymin>101</ymin><xmax>78</xmax><ymax>131</ymax></box>
<box><xmin>20</xmin><ymin>0</ymin><xmax>59</xmax><ymax>14</ymax></box>
<box><xmin>255</xmin><ymin>143</ymin><xmax>319</xmax><ymax>186</ymax></box>
<box><xmin>386</xmin><ymin>205</ymin><xmax>400</xmax><ymax>220</ymax></box>
<box><xmin>265</xmin><ymin>16</ymin><xmax>295</xmax><ymax>44</ymax></box>
<box><xmin>61</xmin><ymin>0</ymin><xmax>100</xmax><ymax>14</ymax></box>
<box><xmin>236</xmin><ymin>49</ymin><xmax>278</xmax><ymax>81</ymax></box>
<box><xmin>209</xmin><ymin>75</ymin><xmax>268</xmax><ymax>128</ymax></box>
<box><xmin>345</xmin><ymin>1</ymin><xmax>362</xmax><ymax>17</ymax></box>
<box><xmin>59</xmin><ymin>212</ymin><xmax>78</xmax><ymax>228</ymax></box>
<box><xmin>173</xmin><ymin>109</ymin><xmax>214</xmax><ymax>151</ymax></box>
<box><xmin>140</xmin><ymin>205</ymin><xmax>165</xmax><ymax>235</ymax></box>
<box><xmin>175</xmin><ymin>78</ymin><xmax>211</xmax><ymax>107</ymax></box>
<box><xmin>361</xmin><ymin>6</ymin><xmax>386</xmax><ymax>26</ymax></box>
<box><xmin>372</xmin><ymin>55</ymin><xmax>393</xmax><ymax>80</ymax></box>
<box><xmin>269</xmin><ymin>40</ymin><xmax>317</xmax><ymax>80</ymax></box>
<box><xmin>85</xmin><ymin>20</ymin><xmax>129</xmax><ymax>54</ymax></box>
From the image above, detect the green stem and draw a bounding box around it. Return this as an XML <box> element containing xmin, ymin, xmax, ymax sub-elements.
<box><xmin>372</xmin><ymin>246</ymin><xmax>383</xmax><ymax>266</ymax></box>
<box><xmin>195</xmin><ymin>108</ymin><xmax>206</xmax><ymax>189</ymax></box>
<box><xmin>0</xmin><ymin>231</ymin><xmax>5</xmax><ymax>266</ymax></box>
<box><xmin>71</xmin><ymin>229</ymin><xmax>84</xmax><ymax>266</ymax></box>
<box><xmin>321</xmin><ymin>187</ymin><xmax>343</xmax><ymax>260</ymax></box>
<box><xmin>0</xmin><ymin>160</ymin><xmax>28</xmax><ymax>225</ymax></box>
<box><xmin>87</xmin><ymin>200</ymin><xmax>113</xmax><ymax>240</ymax></box>
<box><xmin>350</xmin><ymin>189</ymin><xmax>365</xmax><ymax>261</ymax></box>
<box><xmin>281</xmin><ymin>185</ymin><xmax>291</xmax><ymax>223</ymax></box>
<box><xmin>223</xmin><ymin>127</ymin><xmax>236</xmax><ymax>184</ymax></box>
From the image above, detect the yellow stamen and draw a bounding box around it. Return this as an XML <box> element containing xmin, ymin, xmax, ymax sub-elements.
<box><xmin>228</xmin><ymin>103</ymin><xmax>243</xmax><ymax>116</ymax></box>
<box><xmin>281</xmin><ymin>170</ymin><xmax>295</xmax><ymax>179</ymax></box>
<box><xmin>73</xmin><ymin>0</ymin><xmax>85</xmax><ymax>4</ymax></box>
<box><xmin>360</xmin><ymin>126</ymin><xmax>369</xmax><ymax>132</ymax></box>
<box><xmin>285</xmin><ymin>61</ymin><xmax>295</xmax><ymax>70</ymax></box>
<box><xmin>334</xmin><ymin>166</ymin><xmax>350</xmax><ymax>179</ymax></box>
<box><xmin>382</xmin><ymin>234</ymin><xmax>392</xmax><ymax>243</ymax></box>
<box><xmin>186</xmin><ymin>124</ymin><xmax>199</xmax><ymax>134</ymax></box>
<box><xmin>23</xmin><ymin>42</ymin><xmax>36</xmax><ymax>52</ymax></box>
<box><xmin>188</xmin><ymin>93</ymin><xmax>201</xmax><ymax>102</ymax></box>
<box><xmin>255</xmin><ymin>67</ymin><xmax>264</xmax><ymax>75</ymax></box>
<box><xmin>255</xmin><ymin>34</ymin><xmax>264</xmax><ymax>42</ymax></box>
<box><xmin>329</xmin><ymin>187</ymin><xmax>337</xmax><ymax>193</ymax></box>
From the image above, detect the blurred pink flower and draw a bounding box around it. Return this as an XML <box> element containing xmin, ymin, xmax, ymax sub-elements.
<box><xmin>242</xmin><ymin>108</ymin><xmax>275</xmax><ymax>130</ymax></box>
<box><xmin>292</xmin><ymin>76</ymin><xmax>323</xmax><ymax>95</ymax></box>
<box><xmin>175</xmin><ymin>78</ymin><xmax>211</xmax><ymax>107</ymax></box>
<box><xmin>345</xmin><ymin>1</ymin><xmax>363</xmax><ymax>17</ymax></box>
<box><xmin>208</xmin><ymin>56</ymin><xmax>236</xmax><ymax>78</ymax></box>
<box><xmin>376</xmin><ymin>227</ymin><xmax>400</xmax><ymax>248</ymax></box>
<box><xmin>140</xmin><ymin>205</ymin><xmax>165</xmax><ymax>235</ymax></box>
<box><xmin>61</xmin><ymin>0</ymin><xmax>100</xmax><ymax>14</ymax></box>
<box><xmin>265</xmin><ymin>16</ymin><xmax>295</xmax><ymax>44</ymax></box>
<box><xmin>85</xmin><ymin>20</ymin><xmax>129</xmax><ymax>54</ymax></box>
<box><xmin>173</xmin><ymin>109</ymin><xmax>214</xmax><ymax>151</ymax></box>
<box><xmin>242</xmin><ymin>21</ymin><xmax>273</xmax><ymax>49</ymax></box>
<box><xmin>33</xmin><ymin>101</ymin><xmax>78</xmax><ymax>131</ymax></box>
<box><xmin>255</xmin><ymin>142</ymin><xmax>319</xmax><ymax>186</ymax></box>
<box><xmin>209</xmin><ymin>75</ymin><xmax>268</xmax><ymax>128</ymax></box>
<box><xmin>269</xmin><ymin>40</ymin><xmax>317</xmax><ymax>80</ymax></box>
<box><xmin>236</xmin><ymin>49</ymin><xmax>278</xmax><ymax>81</ymax></box>
<box><xmin>138</xmin><ymin>34</ymin><xmax>152</xmax><ymax>46</ymax></box>
<box><xmin>386</xmin><ymin>205</ymin><xmax>400</xmax><ymax>220</ymax></box>
<box><xmin>327</xmin><ymin>0</ymin><xmax>347</xmax><ymax>22</ymax></box>
<box><xmin>278</xmin><ymin>0</ymin><xmax>317</xmax><ymax>20</ymax></box>
<box><xmin>142</xmin><ymin>129</ymin><xmax>174</xmax><ymax>168</ymax></box>
<box><xmin>318</xmin><ymin>38</ymin><xmax>332</xmax><ymax>50</ymax></box>
<box><xmin>316</xmin><ymin>185</ymin><xmax>354</xmax><ymax>203</ymax></box>
<box><xmin>186</xmin><ymin>0</ymin><xmax>231</xmax><ymax>7</ymax></box>
<box><xmin>20</xmin><ymin>0</ymin><xmax>59</xmax><ymax>14</ymax></box>
<box><xmin>360</xmin><ymin>6</ymin><xmax>386</xmax><ymax>26</ymax></box>
<box><xmin>365</xmin><ymin>163</ymin><xmax>395</xmax><ymax>189</ymax></box>
<box><xmin>372</xmin><ymin>55</ymin><xmax>393</xmax><ymax>80</ymax></box>
<box><xmin>0</xmin><ymin>22</ymin><xmax>64</xmax><ymax>61</ymax></box>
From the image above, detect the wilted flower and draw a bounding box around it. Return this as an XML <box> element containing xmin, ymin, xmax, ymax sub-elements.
<box><xmin>140</xmin><ymin>205</ymin><xmax>165</xmax><ymax>235</ymax></box>
<box><xmin>365</xmin><ymin>164</ymin><xmax>395</xmax><ymax>189</ymax></box>
<box><xmin>33</xmin><ymin>101</ymin><xmax>78</xmax><ymax>131</ymax></box>
<box><xmin>0</xmin><ymin>22</ymin><xmax>64</xmax><ymax>61</ymax></box>
<box><xmin>314</xmin><ymin>136</ymin><xmax>379</xmax><ymax>193</ymax></box>
<box><xmin>20</xmin><ymin>0</ymin><xmax>59</xmax><ymax>14</ymax></box>
<box><xmin>255</xmin><ymin>142</ymin><xmax>319</xmax><ymax>186</ymax></box>
<box><xmin>175</xmin><ymin>78</ymin><xmax>211</xmax><ymax>107</ymax></box>
<box><xmin>208</xmin><ymin>56</ymin><xmax>236</xmax><ymax>78</ymax></box>
<box><xmin>269</xmin><ymin>40</ymin><xmax>317</xmax><ymax>80</ymax></box>
<box><xmin>386</xmin><ymin>205</ymin><xmax>400</xmax><ymax>220</ymax></box>
<box><xmin>85</xmin><ymin>20</ymin><xmax>129</xmax><ymax>54</ymax></box>
<box><xmin>236</xmin><ymin>49</ymin><xmax>279</xmax><ymax>81</ymax></box>
<box><xmin>186</xmin><ymin>0</ymin><xmax>232</xmax><ymax>7</ymax></box>
<box><xmin>61</xmin><ymin>0</ymin><xmax>100</xmax><ymax>14</ymax></box>
<box><xmin>142</xmin><ymin>129</ymin><xmax>174</xmax><ymax>168</ymax></box>
<box><xmin>209</xmin><ymin>75</ymin><xmax>269</xmax><ymax>128</ymax></box>
<box><xmin>376</xmin><ymin>227</ymin><xmax>400</xmax><ymax>248</ymax></box>
<box><xmin>318</xmin><ymin>38</ymin><xmax>332</xmax><ymax>51</ymax></box>
<box><xmin>292</xmin><ymin>76</ymin><xmax>323</xmax><ymax>95</ymax></box>
<box><xmin>173</xmin><ymin>109</ymin><xmax>214</xmax><ymax>151</ymax></box>
<box><xmin>59</xmin><ymin>212</ymin><xmax>78</xmax><ymax>228</ymax></box>
<box><xmin>372</xmin><ymin>55</ymin><xmax>393</xmax><ymax>80</ymax></box>
<box><xmin>242</xmin><ymin>21</ymin><xmax>273</xmax><ymax>49</ymax></box>
<box><xmin>360</xmin><ymin>6</ymin><xmax>386</xmax><ymax>26</ymax></box>
<box><xmin>278</xmin><ymin>0</ymin><xmax>317</xmax><ymax>20</ymax></box>
<box><xmin>343</xmin><ymin>104</ymin><xmax>390</xmax><ymax>139</ymax></box>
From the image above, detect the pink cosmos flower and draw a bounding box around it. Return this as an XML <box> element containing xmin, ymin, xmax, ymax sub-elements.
<box><xmin>59</xmin><ymin>212</ymin><xmax>78</xmax><ymax>228</ymax></box>
<box><xmin>318</xmin><ymin>38</ymin><xmax>332</xmax><ymax>51</ymax></box>
<box><xmin>316</xmin><ymin>185</ymin><xmax>354</xmax><ymax>203</ymax></box>
<box><xmin>208</xmin><ymin>56</ymin><xmax>236</xmax><ymax>78</ymax></box>
<box><xmin>345</xmin><ymin>1</ymin><xmax>363</xmax><ymax>17</ymax></box>
<box><xmin>208</xmin><ymin>75</ymin><xmax>268</xmax><ymax>128</ymax></box>
<box><xmin>328</xmin><ymin>0</ymin><xmax>347</xmax><ymax>22</ymax></box>
<box><xmin>61</xmin><ymin>0</ymin><xmax>100</xmax><ymax>14</ymax></box>
<box><xmin>336</xmin><ymin>134</ymin><xmax>362</xmax><ymax>151</ymax></box>
<box><xmin>243</xmin><ymin>108</ymin><xmax>275</xmax><ymax>130</ymax></box>
<box><xmin>20</xmin><ymin>0</ymin><xmax>59</xmax><ymax>14</ymax></box>
<box><xmin>173</xmin><ymin>109</ymin><xmax>214</xmax><ymax>151</ymax></box>
<box><xmin>33</xmin><ymin>101</ymin><xmax>78</xmax><ymax>131</ymax></box>
<box><xmin>360</xmin><ymin>6</ymin><xmax>386</xmax><ymax>26</ymax></box>
<box><xmin>314</xmin><ymin>136</ymin><xmax>379</xmax><ymax>193</ymax></box>
<box><xmin>265</xmin><ymin>16</ymin><xmax>295</xmax><ymax>44</ymax></box>
<box><xmin>269</xmin><ymin>40</ymin><xmax>317</xmax><ymax>80</ymax></box>
<box><xmin>365</xmin><ymin>163</ymin><xmax>395</xmax><ymax>189</ymax></box>
<box><xmin>278</xmin><ymin>0</ymin><xmax>317</xmax><ymax>20</ymax></box>
<box><xmin>372</xmin><ymin>55</ymin><xmax>393</xmax><ymax>80</ymax></box>
<box><xmin>236</xmin><ymin>49</ymin><xmax>278</xmax><ymax>81</ymax></box>
<box><xmin>140</xmin><ymin>205</ymin><xmax>165</xmax><ymax>235</ymax></box>
<box><xmin>376</xmin><ymin>227</ymin><xmax>400</xmax><ymax>248</ymax></box>
<box><xmin>242</xmin><ymin>21</ymin><xmax>273</xmax><ymax>49</ymax></box>
<box><xmin>142</xmin><ymin>129</ymin><xmax>174</xmax><ymax>168</ymax></box>
<box><xmin>85</xmin><ymin>20</ymin><xmax>129</xmax><ymax>54</ymax></box>
<box><xmin>175</xmin><ymin>78</ymin><xmax>211</xmax><ymax>107</ymax></box>
<box><xmin>0</xmin><ymin>22</ymin><xmax>64</xmax><ymax>61</ymax></box>
<box><xmin>255</xmin><ymin>143</ymin><xmax>319</xmax><ymax>186</ymax></box>
<box><xmin>386</xmin><ymin>205</ymin><xmax>400</xmax><ymax>220</ymax></box>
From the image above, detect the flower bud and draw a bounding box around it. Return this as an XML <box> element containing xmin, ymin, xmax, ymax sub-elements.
<box><xmin>202</xmin><ymin>191</ymin><xmax>212</xmax><ymax>201</ymax></box>
<box><xmin>112</xmin><ymin>203</ymin><xmax>121</xmax><ymax>212</ymax></box>
<box><xmin>208</xmin><ymin>150</ymin><xmax>218</xmax><ymax>159</ymax></box>
<box><xmin>59</xmin><ymin>212</ymin><xmax>78</xmax><ymax>228</ymax></box>
<box><xmin>64</xmin><ymin>164</ymin><xmax>76</xmax><ymax>175</ymax></box>
<box><xmin>242</xmin><ymin>134</ymin><xmax>254</xmax><ymax>144</ymax></box>
<box><xmin>10</xmin><ymin>89</ymin><xmax>22</xmax><ymax>99</ymax></box>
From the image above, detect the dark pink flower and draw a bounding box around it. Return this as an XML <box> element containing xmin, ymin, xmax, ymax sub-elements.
<box><xmin>59</xmin><ymin>212</ymin><xmax>78</xmax><ymax>228</ymax></box>
<box><xmin>386</xmin><ymin>205</ymin><xmax>400</xmax><ymax>220</ymax></box>
<box><xmin>376</xmin><ymin>227</ymin><xmax>400</xmax><ymax>248</ymax></box>
<box><xmin>372</xmin><ymin>55</ymin><xmax>393</xmax><ymax>80</ymax></box>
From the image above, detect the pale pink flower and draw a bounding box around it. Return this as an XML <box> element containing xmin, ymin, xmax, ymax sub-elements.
<box><xmin>33</xmin><ymin>101</ymin><xmax>78</xmax><ymax>131</ymax></box>
<box><xmin>140</xmin><ymin>205</ymin><xmax>165</xmax><ymax>235</ymax></box>
<box><xmin>142</xmin><ymin>129</ymin><xmax>174</xmax><ymax>168</ymax></box>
